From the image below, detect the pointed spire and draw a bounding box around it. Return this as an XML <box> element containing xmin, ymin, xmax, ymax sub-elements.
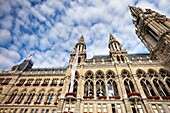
<box><xmin>129</xmin><ymin>6</ymin><xmax>144</xmax><ymax>19</ymax></box>
<box><xmin>109</xmin><ymin>33</ymin><xmax>117</xmax><ymax>42</ymax></box>
<box><xmin>78</xmin><ymin>35</ymin><xmax>85</xmax><ymax>44</ymax></box>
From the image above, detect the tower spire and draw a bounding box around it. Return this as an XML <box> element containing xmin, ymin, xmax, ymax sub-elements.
<box><xmin>129</xmin><ymin>6</ymin><xmax>170</xmax><ymax>64</ymax></box>
<box><xmin>70</xmin><ymin>35</ymin><xmax>86</xmax><ymax>65</ymax></box>
<box><xmin>108</xmin><ymin>34</ymin><xmax>127</xmax><ymax>63</ymax></box>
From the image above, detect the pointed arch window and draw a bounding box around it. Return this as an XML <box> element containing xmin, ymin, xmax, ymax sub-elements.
<box><xmin>6</xmin><ymin>91</ymin><xmax>18</xmax><ymax>104</ymax></box>
<box><xmin>35</xmin><ymin>92</ymin><xmax>44</xmax><ymax>104</ymax></box>
<box><xmin>96</xmin><ymin>80</ymin><xmax>106</xmax><ymax>97</ymax></box>
<box><xmin>45</xmin><ymin>92</ymin><xmax>54</xmax><ymax>104</ymax></box>
<box><xmin>140</xmin><ymin>79</ymin><xmax>156</xmax><ymax>96</ymax></box>
<box><xmin>153</xmin><ymin>79</ymin><xmax>170</xmax><ymax>96</ymax></box>
<box><xmin>107</xmin><ymin>80</ymin><xmax>119</xmax><ymax>96</ymax></box>
<box><xmin>15</xmin><ymin>91</ymin><xmax>26</xmax><ymax>104</ymax></box>
<box><xmin>54</xmin><ymin>91</ymin><xmax>61</xmax><ymax>105</ymax></box>
<box><xmin>84</xmin><ymin>80</ymin><xmax>94</xmax><ymax>97</ymax></box>
<box><xmin>25</xmin><ymin>91</ymin><xmax>35</xmax><ymax>104</ymax></box>
<box><xmin>124</xmin><ymin>79</ymin><xmax>135</xmax><ymax>94</ymax></box>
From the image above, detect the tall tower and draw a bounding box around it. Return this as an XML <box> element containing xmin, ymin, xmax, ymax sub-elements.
<box><xmin>108</xmin><ymin>34</ymin><xmax>127</xmax><ymax>63</ymax></box>
<box><xmin>69</xmin><ymin>35</ymin><xmax>86</xmax><ymax>65</ymax></box>
<box><xmin>129</xmin><ymin>6</ymin><xmax>170</xmax><ymax>64</ymax></box>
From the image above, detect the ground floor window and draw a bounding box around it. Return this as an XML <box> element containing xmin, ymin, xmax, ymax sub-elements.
<box><xmin>83</xmin><ymin>103</ymin><xmax>93</xmax><ymax>113</ymax></box>
<box><xmin>97</xmin><ymin>103</ymin><xmax>107</xmax><ymax>113</ymax></box>
<box><xmin>152</xmin><ymin>104</ymin><xmax>165</xmax><ymax>113</ymax></box>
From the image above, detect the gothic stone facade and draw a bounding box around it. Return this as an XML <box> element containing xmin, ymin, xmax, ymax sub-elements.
<box><xmin>0</xmin><ymin>6</ymin><xmax>170</xmax><ymax>113</ymax></box>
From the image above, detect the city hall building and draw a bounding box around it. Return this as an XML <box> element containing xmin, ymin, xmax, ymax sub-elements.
<box><xmin>0</xmin><ymin>6</ymin><xmax>170</xmax><ymax>113</ymax></box>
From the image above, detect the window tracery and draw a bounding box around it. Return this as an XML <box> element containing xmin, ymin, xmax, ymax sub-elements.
<box><xmin>107</xmin><ymin>80</ymin><xmax>118</xmax><ymax>96</ymax></box>
<box><xmin>95</xmin><ymin>70</ymin><xmax>104</xmax><ymax>79</ymax></box>
<box><xmin>153</xmin><ymin>79</ymin><xmax>170</xmax><ymax>96</ymax></box>
<box><xmin>106</xmin><ymin>70</ymin><xmax>115</xmax><ymax>79</ymax></box>
<box><xmin>124</xmin><ymin>79</ymin><xmax>135</xmax><ymax>94</ymax></box>
<box><xmin>148</xmin><ymin>69</ymin><xmax>158</xmax><ymax>78</ymax></box>
<box><xmin>84</xmin><ymin>80</ymin><xmax>94</xmax><ymax>97</ymax></box>
<box><xmin>96</xmin><ymin>80</ymin><xmax>106</xmax><ymax>97</ymax></box>
<box><xmin>136</xmin><ymin>69</ymin><xmax>146</xmax><ymax>79</ymax></box>
<box><xmin>121</xmin><ymin>70</ymin><xmax>130</xmax><ymax>78</ymax></box>
<box><xmin>6</xmin><ymin>90</ymin><xmax>18</xmax><ymax>104</ymax></box>
<box><xmin>140</xmin><ymin>79</ymin><xmax>156</xmax><ymax>96</ymax></box>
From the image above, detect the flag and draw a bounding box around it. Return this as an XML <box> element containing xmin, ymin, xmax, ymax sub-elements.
<box><xmin>69</xmin><ymin>46</ymin><xmax>79</xmax><ymax>93</ymax></box>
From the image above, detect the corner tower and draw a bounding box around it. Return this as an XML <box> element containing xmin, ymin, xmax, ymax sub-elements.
<box><xmin>129</xmin><ymin>6</ymin><xmax>170</xmax><ymax>64</ymax></box>
<box><xmin>69</xmin><ymin>35</ymin><xmax>86</xmax><ymax>65</ymax></box>
<box><xmin>108</xmin><ymin>34</ymin><xmax>127</xmax><ymax>63</ymax></box>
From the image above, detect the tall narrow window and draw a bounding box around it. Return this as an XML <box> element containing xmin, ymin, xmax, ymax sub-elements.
<box><xmin>35</xmin><ymin>92</ymin><xmax>44</xmax><ymax>104</ymax></box>
<box><xmin>124</xmin><ymin>79</ymin><xmax>135</xmax><ymax>95</ymax></box>
<box><xmin>153</xmin><ymin>79</ymin><xmax>170</xmax><ymax>96</ymax></box>
<box><xmin>30</xmin><ymin>109</ymin><xmax>34</xmax><ymax>113</ymax></box>
<box><xmin>24</xmin><ymin>109</ymin><xmax>27</xmax><ymax>113</ymax></box>
<box><xmin>107</xmin><ymin>80</ymin><xmax>119</xmax><ymax>96</ymax></box>
<box><xmin>111</xmin><ymin>104</ymin><xmax>115</xmax><ymax>113</ymax></box>
<box><xmin>84</xmin><ymin>80</ymin><xmax>94</xmax><ymax>97</ymax></box>
<box><xmin>96</xmin><ymin>80</ymin><xmax>106</xmax><ymax>97</ymax></box>
<box><xmin>45</xmin><ymin>92</ymin><xmax>54</xmax><ymax>104</ymax></box>
<box><xmin>131</xmin><ymin>104</ymin><xmax>136</xmax><ymax>113</ymax></box>
<box><xmin>52</xmin><ymin>109</ymin><xmax>56</xmax><ymax>113</ymax></box>
<box><xmin>140</xmin><ymin>79</ymin><xmax>156</xmax><ymax>96</ymax></box>
<box><xmin>6</xmin><ymin>91</ymin><xmax>18</xmax><ymax>104</ymax></box>
<box><xmin>26</xmin><ymin>92</ymin><xmax>35</xmax><ymax>104</ymax></box>
<box><xmin>16</xmin><ymin>91</ymin><xmax>26</xmax><ymax>104</ymax></box>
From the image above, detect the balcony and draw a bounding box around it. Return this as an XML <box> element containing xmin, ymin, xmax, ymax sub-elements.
<box><xmin>65</xmin><ymin>92</ymin><xmax>77</xmax><ymax>100</ymax></box>
<box><xmin>128</xmin><ymin>92</ymin><xmax>141</xmax><ymax>101</ymax></box>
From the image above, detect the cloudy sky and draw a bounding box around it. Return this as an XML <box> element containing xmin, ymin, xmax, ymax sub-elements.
<box><xmin>0</xmin><ymin>0</ymin><xmax>170</xmax><ymax>71</ymax></box>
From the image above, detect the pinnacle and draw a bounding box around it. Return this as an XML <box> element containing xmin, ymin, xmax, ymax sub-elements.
<box><xmin>78</xmin><ymin>35</ymin><xmax>85</xmax><ymax>43</ymax></box>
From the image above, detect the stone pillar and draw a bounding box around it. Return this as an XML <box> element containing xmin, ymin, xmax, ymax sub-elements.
<box><xmin>75</xmin><ymin>99</ymin><xmax>81</xmax><ymax>113</ymax></box>
<box><xmin>94</xmin><ymin>84</ymin><xmax>97</xmax><ymax>99</ymax></box>
<box><xmin>56</xmin><ymin>99</ymin><xmax>64</xmax><ymax>113</ymax></box>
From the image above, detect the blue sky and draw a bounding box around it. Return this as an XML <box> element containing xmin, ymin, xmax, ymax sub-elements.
<box><xmin>0</xmin><ymin>0</ymin><xmax>170</xmax><ymax>71</ymax></box>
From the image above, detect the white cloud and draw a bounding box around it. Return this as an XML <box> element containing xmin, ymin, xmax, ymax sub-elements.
<box><xmin>0</xmin><ymin>29</ymin><xmax>11</xmax><ymax>45</ymax></box>
<box><xmin>0</xmin><ymin>0</ymin><xmax>169</xmax><ymax>71</ymax></box>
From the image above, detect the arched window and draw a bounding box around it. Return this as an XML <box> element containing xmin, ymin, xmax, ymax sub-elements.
<box><xmin>95</xmin><ymin>70</ymin><xmax>104</xmax><ymax>79</ymax></box>
<box><xmin>54</xmin><ymin>90</ymin><xmax>61</xmax><ymax>105</ymax></box>
<box><xmin>121</xmin><ymin>69</ymin><xmax>130</xmax><ymax>78</ymax></box>
<box><xmin>96</xmin><ymin>80</ymin><xmax>106</xmax><ymax>97</ymax></box>
<box><xmin>148</xmin><ymin>69</ymin><xmax>158</xmax><ymax>78</ymax></box>
<box><xmin>15</xmin><ymin>91</ymin><xmax>26</xmax><ymax>104</ymax></box>
<box><xmin>166</xmin><ymin>78</ymin><xmax>170</xmax><ymax>88</ymax></box>
<box><xmin>107</xmin><ymin>80</ymin><xmax>118</xmax><ymax>96</ymax></box>
<box><xmin>140</xmin><ymin>79</ymin><xmax>156</xmax><ymax>96</ymax></box>
<box><xmin>84</xmin><ymin>80</ymin><xmax>94</xmax><ymax>96</ymax></box>
<box><xmin>73</xmin><ymin>81</ymin><xmax>78</xmax><ymax>94</ymax></box>
<box><xmin>45</xmin><ymin>91</ymin><xmax>54</xmax><ymax>104</ymax></box>
<box><xmin>85</xmin><ymin>71</ymin><xmax>94</xmax><ymax>80</ymax></box>
<box><xmin>6</xmin><ymin>90</ymin><xmax>18</xmax><ymax>104</ymax></box>
<box><xmin>35</xmin><ymin>91</ymin><xmax>44</xmax><ymax>104</ymax></box>
<box><xmin>124</xmin><ymin>79</ymin><xmax>135</xmax><ymax>94</ymax></box>
<box><xmin>106</xmin><ymin>70</ymin><xmax>115</xmax><ymax>79</ymax></box>
<box><xmin>153</xmin><ymin>79</ymin><xmax>170</xmax><ymax>96</ymax></box>
<box><xmin>25</xmin><ymin>91</ymin><xmax>35</xmax><ymax>104</ymax></box>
